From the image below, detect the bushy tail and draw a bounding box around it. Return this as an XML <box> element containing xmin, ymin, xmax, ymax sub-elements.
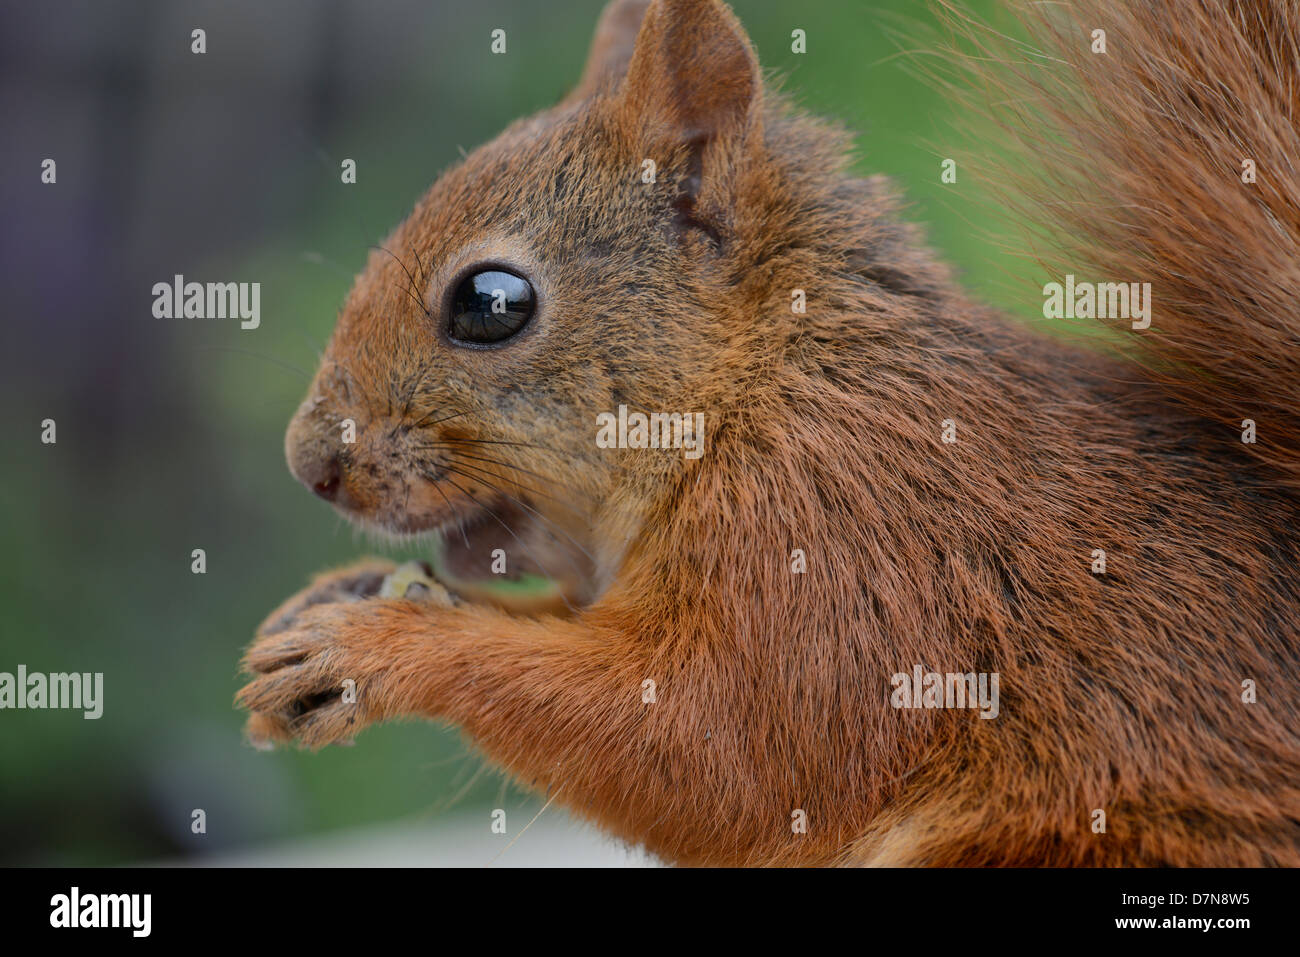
<box><xmin>951</xmin><ymin>0</ymin><xmax>1300</xmax><ymax>483</ymax></box>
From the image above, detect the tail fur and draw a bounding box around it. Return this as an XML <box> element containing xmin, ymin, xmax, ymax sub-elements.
<box><xmin>956</xmin><ymin>0</ymin><xmax>1300</xmax><ymax>483</ymax></box>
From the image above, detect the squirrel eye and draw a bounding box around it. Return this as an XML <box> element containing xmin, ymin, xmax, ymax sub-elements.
<box><xmin>447</xmin><ymin>269</ymin><xmax>534</xmax><ymax>345</ymax></box>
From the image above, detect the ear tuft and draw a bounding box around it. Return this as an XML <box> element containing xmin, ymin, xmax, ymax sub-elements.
<box><xmin>621</xmin><ymin>0</ymin><xmax>761</xmax><ymax>144</ymax></box>
<box><xmin>564</xmin><ymin>0</ymin><xmax>654</xmax><ymax>105</ymax></box>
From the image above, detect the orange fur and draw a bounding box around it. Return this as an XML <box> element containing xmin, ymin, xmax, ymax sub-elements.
<box><xmin>238</xmin><ymin>0</ymin><xmax>1300</xmax><ymax>866</ymax></box>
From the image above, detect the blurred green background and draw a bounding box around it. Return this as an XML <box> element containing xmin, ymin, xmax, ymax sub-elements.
<box><xmin>0</xmin><ymin>0</ymin><xmax>1029</xmax><ymax>865</ymax></box>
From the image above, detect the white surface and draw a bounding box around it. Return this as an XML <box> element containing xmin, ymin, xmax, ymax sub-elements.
<box><xmin>173</xmin><ymin>812</ymin><xmax>661</xmax><ymax>867</ymax></box>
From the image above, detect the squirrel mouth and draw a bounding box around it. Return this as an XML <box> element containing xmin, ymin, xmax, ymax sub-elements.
<box><xmin>428</xmin><ymin>493</ymin><xmax>593</xmax><ymax>615</ymax></box>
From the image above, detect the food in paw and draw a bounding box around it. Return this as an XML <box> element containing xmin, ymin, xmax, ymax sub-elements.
<box><xmin>379</xmin><ymin>561</ymin><xmax>459</xmax><ymax>605</ymax></box>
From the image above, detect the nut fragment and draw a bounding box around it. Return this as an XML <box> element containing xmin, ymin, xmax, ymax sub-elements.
<box><xmin>378</xmin><ymin>561</ymin><xmax>459</xmax><ymax>605</ymax></box>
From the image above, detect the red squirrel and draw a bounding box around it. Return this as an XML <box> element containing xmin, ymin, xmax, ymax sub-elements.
<box><xmin>237</xmin><ymin>0</ymin><xmax>1300</xmax><ymax>866</ymax></box>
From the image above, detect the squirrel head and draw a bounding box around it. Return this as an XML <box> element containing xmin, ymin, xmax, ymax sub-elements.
<box><xmin>285</xmin><ymin>0</ymin><xmax>779</xmax><ymax>612</ymax></box>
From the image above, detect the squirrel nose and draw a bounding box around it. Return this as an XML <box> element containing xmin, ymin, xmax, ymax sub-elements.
<box><xmin>307</xmin><ymin>453</ymin><xmax>342</xmax><ymax>502</ymax></box>
<box><xmin>287</xmin><ymin>435</ymin><xmax>345</xmax><ymax>504</ymax></box>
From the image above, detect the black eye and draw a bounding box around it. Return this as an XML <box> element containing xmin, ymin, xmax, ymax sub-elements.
<box><xmin>447</xmin><ymin>268</ymin><xmax>534</xmax><ymax>345</ymax></box>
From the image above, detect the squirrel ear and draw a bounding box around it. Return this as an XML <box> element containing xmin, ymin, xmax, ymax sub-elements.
<box><xmin>563</xmin><ymin>0</ymin><xmax>653</xmax><ymax>106</ymax></box>
<box><xmin>620</xmin><ymin>0</ymin><xmax>761</xmax><ymax>148</ymax></box>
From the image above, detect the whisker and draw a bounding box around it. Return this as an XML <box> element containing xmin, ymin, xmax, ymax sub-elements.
<box><xmin>443</xmin><ymin>465</ymin><xmax>597</xmax><ymax>570</ymax></box>
<box><xmin>409</xmin><ymin>442</ymin><xmax>558</xmax><ymax>486</ymax></box>
<box><xmin>193</xmin><ymin>345</ymin><xmax>312</xmax><ymax>381</ymax></box>
<box><xmin>393</xmin><ymin>359</ymin><xmax>431</xmax><ymax>431</ymax></box>
<box><xmin>438</xmin><ymin>473</ymin><xmax>582</xmax><ymax>614</ymax></box>
<box><xmin>410</xmin><ymin>408</ymin><xmax>471</xmax><ymax>431</ymax></box>
<box><xmin>421</xmin><ymin>471</ymin><xmax>472</xmax><ymax>549</ymax></box>
<box><xmin>447</xmin><ymin>437</ymin><xmax>557</xmax><ymax>452</ymax></box>
<box><xmin>487</xmin><ymin>785</ymin><xmax>564</xmax><ymax>867</ymax></box>
<box><xmin>372</xmin><ymin>244</ymin><xmax>432</xmax><ymax>321</ymax></box>
<box><xmin>299</xmin><ymin>250</ymin><xmax>355</xmax><ymax>281</ymax></box>
<box><xmin>372</xmin><ymin>243</ymin><xmax>421</xmax><ymax>297</ymax></box>
<box><xmin>411</xmin><ymin>246</ymin><xmax>433</xmax><ymax>293</ymax></box>
<box><xmin>428</xmin><ymin>759</ymin><xmax>491</xmax><ymax>817</ymax></box>
<box><xmin>437</xmin><ymin>457</ymin><xmax>570</xmax><ymax>511</ymax></box>
<box><xmin>397</xmin><ymin>283</ymin><xmax>433</xmax><ymax>320</ymax></box>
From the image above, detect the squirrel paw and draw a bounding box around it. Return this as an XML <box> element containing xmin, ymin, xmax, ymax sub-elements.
<box><xmin>237</xmin><ymin>598</ymin><xmax>413</xmax><ymax>750</ymax></box>
<box><xmin>257</xmin><ymin>558</ymin><xmax>397</xmax><ymax>637</ymax></box>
